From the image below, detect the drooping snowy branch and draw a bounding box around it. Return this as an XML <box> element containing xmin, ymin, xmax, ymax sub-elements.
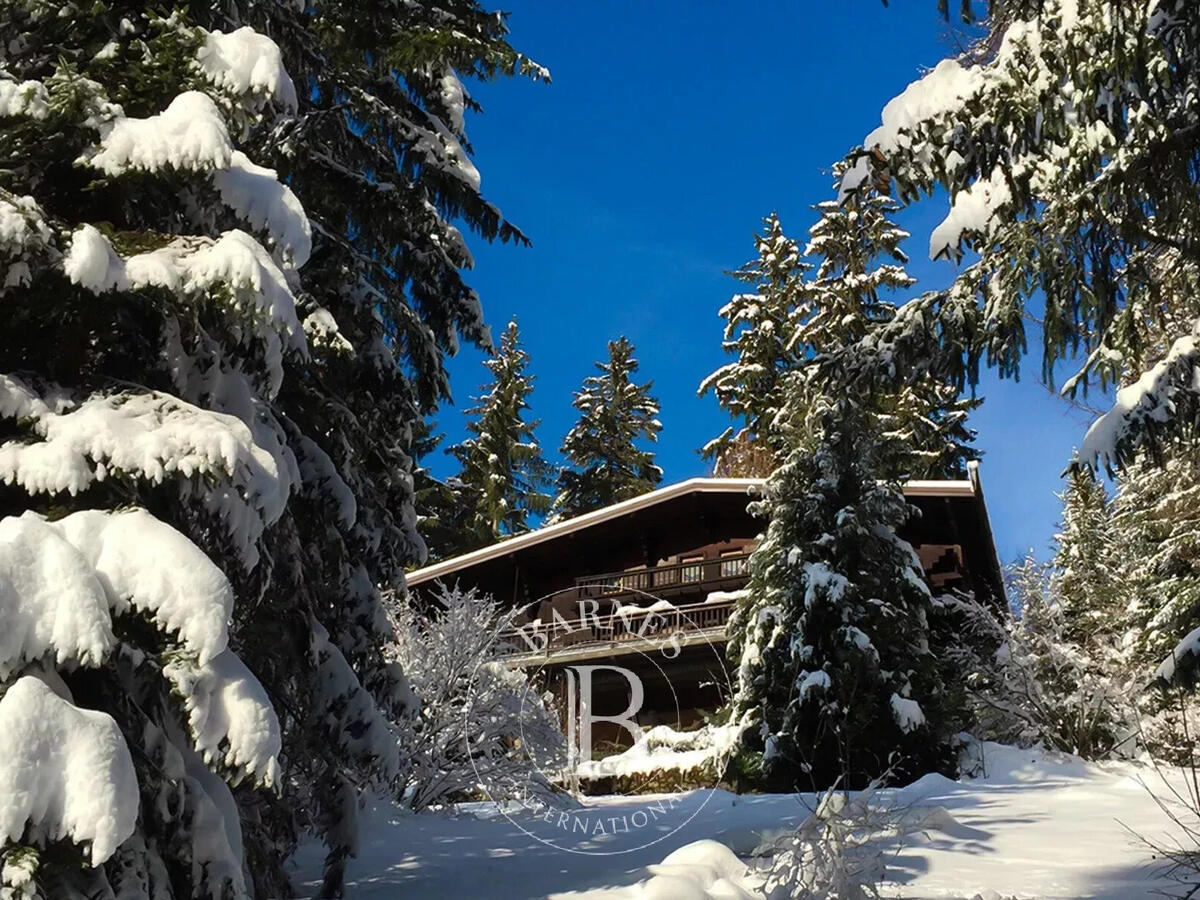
<box><xmin>0</xmin><ymin>379</ymin><xmax>296</xmax><ymax>566</ymax></box>
<box><xmin>63</xmin><ymin>225</ymin><xmax>307</xmax><ymax>393</ymax></box>
<box><xmin>78</xmin><ymin>87</ymin><xmax>311</xmax><ymax>269</ymax></box>
<box><xmin>195</xmin><ymin>27</ymin><xmax>298</xmax><ymax>112</ymax></box>
<box><xmin>55</xmin><ymin>508</ymin><xmax>233</xmax><ymax>665</ymax></box>
<box><xmin>82</xmin><ymin>91</ymin><xmax>235</xmax><ymax>175</ymax></box>
<box><xmin>0</xmin><ymin>512</ymin><xmax>114</xmax><ymax>679</ymax></box>
<box><xmin>0</xmin><ymin>676</ymin><xmax>138</xmax><ymax>866</ymax></box>
<box><xmin>1</xmin><ymin>505</ymin><xmax>238</xmax><ymax>676</ymax></box>
<box><xmin>0</xmin><ymin>192</ymin><xmax>51</xmax><ymax>294</ymax></box>
<box><xmin>163</xmin><ymin>648</ymin><xmax>282</xmax><ymax>788</ymax></box>
<box><xmin>0</xmin><ymin>79</ymin><xmax>48</xmax><ymax>120</ymax></box>
<box><xmin>1079</xmin><ymin>336</ymin><xmax>1200</xmax><ymax>469</ymax></box>
<box><xmin>212</xmin><ymin>152</ymin><xmax>312</xmax><ymax>268</ymax></box>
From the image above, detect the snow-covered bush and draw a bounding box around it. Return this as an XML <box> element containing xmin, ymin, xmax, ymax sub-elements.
<box><xmin>763</xmin><ymin>778</ymin><xmax>890</xmax><ymax>900</ymax></box>
<box><xmin>949</xmin><ymin>558</ymin><xmax>1128</xmax><ymax>759</ymax></box>
<box><xmin>388</xmin><ymin>584</ymin><xmax>565</xmax><ymax>811</ymax></box>
<box><xmin>576</xmin><ymin>723</ymin><xmax>741</xmax><ymax>795</ymax></box>
<box><xmin>624</xmin><ymin>840</ymin><xmax>764</xmax><ymax>900</ymax></box>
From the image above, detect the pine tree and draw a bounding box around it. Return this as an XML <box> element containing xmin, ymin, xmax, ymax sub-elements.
<box><xmin>450</xmin><ymin>320</ymin><xmax>553</xmax><ymax>542</ymax></box>
<box><xmin>1112</xmin><ymin>450</ymin><xmax>1200</xmax><ymax>676</ymax></box>
<box><xmin>699</xmin><ymin>213</ymin><xmax>804</xmax><ymax>466</ymax></box>
<box><xmin>843</xmin><ymin>0</ymin><xmax>1200</xmax><ymax>468</ymax></box>
<box><xmin>728</xmin><ymin>398</ymin><xmax>959</xmax><ymax>788</ymax></box>
<box><xmin>411</xmin><ymin>418</ymin><xmax>482</xmax><ymax>562</ymax></box>
<box><xmin>1053</xmin><ymin>468</ymin><xmax>1124</xmax><ymax>655</ymax></box>
<box><xmin>791</xmin><ymin>184</ymin><xmax>977</xmax><ymax>480</ymax></box>
<box><xmin>725</xmin><ymin>183</ymin><xmax>979</xmax><ymax>789</ymax></box>
<box><xmin>0</xmin><ymin>2</ymin><xmax>539</xmax><ymax>896</ymax></box>
<box><xmin>1114</xmin><ymin>451</ymin><xmax>1200</xmax><ymax>763</ymax></box>
<box><xmin>211</xmin><ymin>4</ymin><xmax>543</xmax><ymax>892</ymax></box>
<box><xmin>552</xmin><ymin>336</ymin><xmax>663</xmax><ymax>520</ymax></box>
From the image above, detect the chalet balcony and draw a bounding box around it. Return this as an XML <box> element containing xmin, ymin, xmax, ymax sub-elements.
<box><xmin>494</xmin><ymin>552</ymin><xmax>750</xmax><ymax>666</ymax></box>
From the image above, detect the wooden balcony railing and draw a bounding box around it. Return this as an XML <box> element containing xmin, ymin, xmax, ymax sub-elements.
<box><xmin>495</xmin><ymin>596</ymin><xmax>738</xmax><ymax>660</ymax></box>
<box><xmin>573</xmin><ymin>553</ymin><xmax>751</xmax><ymax>602</ymax></box>
<box><xmin>494</xmin><ymin>552</ymin><xmax>751</xmax><ymax>661</ymax></box>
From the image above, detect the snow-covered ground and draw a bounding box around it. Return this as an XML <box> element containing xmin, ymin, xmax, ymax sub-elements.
<box><xmin>291</xmin><ymin>743</ymin><xmax>1196</xmax><ymax>899</ymax></box>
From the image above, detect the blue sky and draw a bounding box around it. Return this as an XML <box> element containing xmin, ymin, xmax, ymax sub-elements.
<box><xmin>427</xmin><ymin>1</ymin><xmax>1098</xmax><ymax>564</ymax></box>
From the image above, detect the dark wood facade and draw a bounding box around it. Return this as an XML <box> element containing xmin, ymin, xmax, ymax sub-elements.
<box><xmin>406</xmin><ymin>471</ymin><xmax>1004</xmax><ymax>745</ymax></box>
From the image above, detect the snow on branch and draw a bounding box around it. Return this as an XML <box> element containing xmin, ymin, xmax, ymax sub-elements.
<box><xmin>0</xmin><ymin>676</ymin><xmax>138</xmax><ymax>866</ymax></box>
<box><xmin>55</xmin><ymin>508</ymin><xmax>233</xmax><ymax>666</ymax></box>
<box><xmin>0</xmin><ymin>192</ymin><xmax>52</xmax><ymax>294</ymax></box>
<box><xmin>0</xmin><ymin>384</ymin><xmax>274</xmax><ymax>500</ymax></box>
<box><xmin>1155</xmin><ymin>624</ymin><xmax>1200</xmax><ymax>689</ymax></box>
<box><xmin>0</xmin><ymin>377</ymin><xmax>294</xmax><ymax>569</ymax></box>
<box><xmin>63</xmin><ymin>226</ymin><xmax>307</xmax><ymax>392</ymax></box>
<box><xmin>929</xmin><ymin>164</ymin><xmax>1013</xmax><ymax>261</ymax></box>
<box><xmin>195</xmin><ymin>27</ymin><xmax>298</xmax><ymax>112</ymax></box>
<box><xmin>890</xmin><ymin>693</ymin><xmax>927</xmax><ymax>734</ymax></box>
<box><xmin>0</xmin><ymin>512</ymin><xmax>114</xmax><ymax>679</ymax></box>
<box><xmin>0</xmin><ymin>79</ymin><xmax>49</xmax><ymax>120</ymax></box>
<box><xmin>1079</xmin><ymin>335</ymin><xmax>1199</xmax><ymax>469</ymax></box>
<box><xmin>163</xmin><ymin>648</ymin><xmax>281</xmax><ymax>788</ymax></box>
<box><xmin>78</xmin><ymin>90</ymin><xmax>311</xmax><ymax>268</ymax></box>
<box><xmin>213</xmin><ymin>152</ymin><xmax>312</xmax><ymax>268</ymax></box>
<box><xmin>0</xmin><ymin>506</ymin><xmax>235</xmax><ymax>675</ymax></box>
<box><xmin>81</xmin><ymin>91</ymin><xmax>235</xmax><ymax>175</ymax></box>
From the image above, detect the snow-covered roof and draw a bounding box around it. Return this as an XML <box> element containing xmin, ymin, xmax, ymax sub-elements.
<box><xmin>406</xmin><ymin>474</ymin><xmax>979</xmax><ymax>587</ymax></box>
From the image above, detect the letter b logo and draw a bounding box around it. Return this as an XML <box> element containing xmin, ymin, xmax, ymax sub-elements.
<box><xmin>564</xmin><ymin>665</ymin><xmax>644</xmax><ymax>766</ymax></box>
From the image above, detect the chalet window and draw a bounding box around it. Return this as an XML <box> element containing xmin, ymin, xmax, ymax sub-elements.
<box><xmin>720</xmin><ymin>549</ymin><xmax>748</xmax><ymax>577</ymax></box>
<box><xmin>680</xmin><ymin>555</ymin><xmax>704</xmax><ymax>583</ymax></box>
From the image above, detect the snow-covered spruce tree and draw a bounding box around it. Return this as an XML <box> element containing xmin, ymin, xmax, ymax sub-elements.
<box><xmin>699</xmin><ymin>213</ymin><xmax>805</xmax><ymax>469</ymax></box>
<box><xmin>201</xmin><ymin>3</ymin><xmax>543</xmax><ymax>893</ymax></box>
<box><xmin>552</xmin><ymin>336</ymin><xmax>663</xmax><ymax>520</ymax></box>
<box><xmin>724</xmin><ymin>180</ymin><xmax>981</xmax><ymax>789</ymax></box>
<box><xmin>0</xmin><ymin>10</ymin><xmax>305</xmax><ymax>898</ymax></box>
<box><xmin>791</xmin><ymin>183</ymin><xmax>977</xmax><ymax>481</ymax></box>
<box><xmin>1054</xmin><ymin>468</ymin><xmax>1125</xmax><ymax>658</ymax></box>
<box><xmin>449</xmin><ymin>319</ymin><xmax>553</xmax><ymax>544</ymax></box>
<box><xmin>411</xmin><ymin>418</ymin><xmax>483</xmax><ymax>562</ymax></box>
<box><xmin>1112</xmin><ymin>449</ymin><xmax>1200</xmax><ymax>678</ymax></box>
<box><xmin>840</xmin><ymin>0</ymin><xmax>1200</xmax><ymax>469</ymax></box>
<box><xmin>0</xmin><ymin>2</ymin><xmax>542</xmax><ymax>897</ymax></box>
<box><xmin>727</xmin><ymin>398</ymin><xmax>960</xmax><ymax>789</ymax></box>
<box><xmin>387</xmin><ymin>584</ymin><xmax>564</xmax><ymax>812</ymax></box>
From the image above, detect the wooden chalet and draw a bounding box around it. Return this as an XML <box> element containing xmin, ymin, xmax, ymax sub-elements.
<box><xmin>406</xmin><ymin>464</ymin><xmax>1003</xmax><ymax>745</ymax></box>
